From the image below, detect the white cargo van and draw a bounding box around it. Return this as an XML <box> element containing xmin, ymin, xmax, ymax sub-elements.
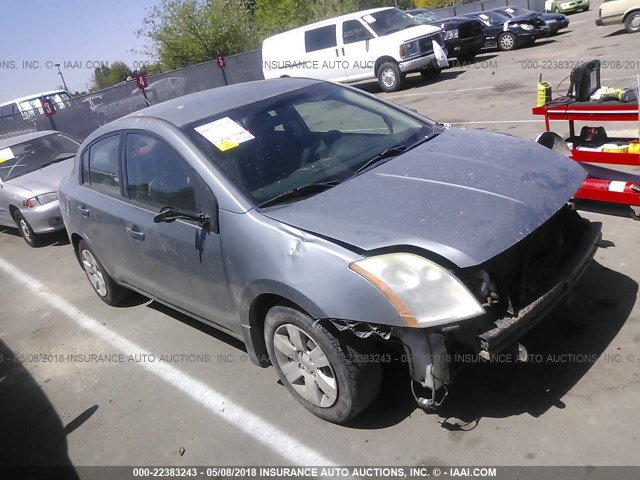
<box><xmin>262</xmin><ymin>7</ymin><xmax>448</xmax><ymax>92</ymax></box>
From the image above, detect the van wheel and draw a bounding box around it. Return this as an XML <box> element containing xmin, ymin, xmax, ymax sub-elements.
<box><xmin>77</xmin><ymin>239</ymin><xmax>130</xmax><ymax>306</ymax></box>
<box><xmin>264</xmin><ymin>306</ymin><xmax>381</xmax><ymax>423</ymax></box>
<box><xmin>377</xmin><ymin>62</ymin><xmax>404</xmax><ymax>92</ymax></box>
<box><xmin>625</xmin><ymin>12</ymin><xmax>640</xmax><ymax>33</ymax></box>
<box><xmin>498</xmin><ymin>32</ymin><xmax>517</xmax><ymax>51</ymax></box>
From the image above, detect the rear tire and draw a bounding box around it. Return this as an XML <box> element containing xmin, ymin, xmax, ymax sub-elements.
<box><xmin>455</xmin><ymin>54</ymin><xmax>476</xmax><ymax>63</ymax></box>
<box><xmin>77</xmin><ymin>239</ymin><xmax>130</xmax><ymax>306</ymax></box>
<box><xmin>420</xmin><ymin>66</ymin><xmax>442</xmax><ymax>80</ymax></box>
<box><xmin>264</xmin><ymin>306</ymin><xmax>381</xmax><ymax>423</ymax></box>
<box><xmin>377</xmin><ymin>61</ymin><xmax>404</xmax><ymax>92</ymax></box>
<box><xmin>498</xmin><ymin>32</ymin><xmax>517</xmax><ymax>51</ymax></box>
<box><xmin>625</xmin><ymin>12</ymin><xmax>640</xmax><ymax>33</ymax></box>
<box><xmin>13</xmin><ymin>211</ymin><xmax>41</xmax><ymax>247</ymax></box>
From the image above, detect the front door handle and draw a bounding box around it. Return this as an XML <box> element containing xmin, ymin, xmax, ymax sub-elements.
<box><xmin>126</xmin><ymin>226</ymin><xmax>145</xmax><ymax>241</ymax></box>
<box><xmin>78</xmin><ymin>205</ymin><xmax>90</xmax><ymax>218</ymax></box>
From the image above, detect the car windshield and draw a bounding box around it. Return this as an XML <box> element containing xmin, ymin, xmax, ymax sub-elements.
<box><xmin>362</xmin><ymin>8</ymin><xmax>418</xmax><ymax>36</ymax></box>
<box><xmin>0</xmin><ymin>133</ymin><xmax>79</xmax><ymax>182</ymax></box>
<box><xmin>184</xmin><ymin>83</ymin><xmax>437</xmax><ymax>207</ymax></box>
<box><xmin>410</xmin><ymin>10</ymin><xmax>441</xmax><ymax>23</ymax></box>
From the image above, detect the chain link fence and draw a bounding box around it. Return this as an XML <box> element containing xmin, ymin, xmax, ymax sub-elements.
<box><xmin>0</xmin><ymin>50</ymin><xmax>263</xmax><ymax>142</ymax></box>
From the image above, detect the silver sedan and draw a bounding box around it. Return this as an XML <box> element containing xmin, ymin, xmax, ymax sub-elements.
<box><xmin>0</xmin><ymin>130</ymin><xmax>79</xmax><ymax>246</ymax></box>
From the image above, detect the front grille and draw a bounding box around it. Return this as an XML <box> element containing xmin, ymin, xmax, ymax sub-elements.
<box><xmin>418</xmin><ymin>33</ymin><xmax>444</xmax><ymax>54</ymax></box>
<box><xmin>466</xmin><ymin>206</ymin><xmax>590</xmax><ymax>314</ymax></box>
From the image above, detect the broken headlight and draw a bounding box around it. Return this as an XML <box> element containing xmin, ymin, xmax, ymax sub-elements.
<box><xmin>350</xmin><ymin>253</ymin><xmax>484</xmax><ymax>328</ymax></box>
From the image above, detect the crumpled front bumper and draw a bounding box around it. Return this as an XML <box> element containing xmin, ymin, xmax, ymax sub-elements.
<box><xmin>477</xmin><ymin>220</ymin><xmax>602</xmax><ymax>356</ymax></box>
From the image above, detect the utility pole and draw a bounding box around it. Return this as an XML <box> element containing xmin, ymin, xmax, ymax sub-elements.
<box><xmin>54</xmin><ymin>63</ymin><xmax>69</xmax><ymax>92</ymax></box>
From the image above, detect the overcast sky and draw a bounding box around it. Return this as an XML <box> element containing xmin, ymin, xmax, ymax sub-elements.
<box><xmin>0</xmin><ymin>0</ymin><xmax>160</xmax><ymax>102</ymax></box>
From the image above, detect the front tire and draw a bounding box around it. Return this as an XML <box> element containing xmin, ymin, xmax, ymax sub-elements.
<box><xmin>377</xmin><ymin>61</ymin><xmax>404</xmax><ymax>92</ymax></box>
<box><xmin>625</xmin><ymin>12</ymin><xmax>640</xmax><ymax>33</ymax></box>
<box><xmin>77</xmin><ymin>239</ymin><xmax>130</xmax><ymax>306</ymax></box>
<box><xmin>498</xmin><ymin>32</ymin><xmax>517</xmax><ymax>51</ymax></box>
<box><xmin>13</xmin><ymin>211</ymin><xmax>41</xmax><ymax>247</ymax></box>
<box><xmin>264</xmin><ymin>306</ymin><xmax>381</xmax><ymax>423</ymax></box>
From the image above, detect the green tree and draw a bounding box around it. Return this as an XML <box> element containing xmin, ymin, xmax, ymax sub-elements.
<box><xmin>413</xmin><ymin>0</ymin><xmax>456</xmax><ymax>8</ymax></box>
<box><xmin>90</xmin><ymin>61</ymin><xmax>133</xmax><ymax>90</ymax></box>
<box><xmin>138</xmin><ymin>0</ymin><xmax>256</xmax><ymax>69</ymax></box>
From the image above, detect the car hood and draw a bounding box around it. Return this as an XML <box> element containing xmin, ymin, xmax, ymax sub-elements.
<box><xmin>390</xmin><ymin>24</ymin><xmax>442</xmax><ymax>41</ymax></box>
<box><xmin>423</xmin><ymin>16</ymin><xmax>480</xmax><ymax>29</ymax></box>
<box><xmin>7</xmin><ymin>157</ymin><xmax>75</xmax><ymax>195</ymax></box>
<box><xmin>262</xmin><ymin>128</ymin><xmax>586</xmax><ymax>268</ymax></box>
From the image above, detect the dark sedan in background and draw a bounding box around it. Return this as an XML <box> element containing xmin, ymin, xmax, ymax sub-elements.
<box><xmin>490</xmin><ymin>6</ymin><xmax>569</xmax><ymax>35</ymax></box>
<box><xmin>407</xmin><ymin>9</ymin><xmax>485</xmax><ymax>62</ymax></box>
<box><xmin>462</xmin><ymin>11</ymin><xmax>547</xmax><ymax>50</ymax></box>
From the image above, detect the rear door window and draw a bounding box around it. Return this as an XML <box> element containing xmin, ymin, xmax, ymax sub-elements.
<box><xmin>305</xmin><ymin>25</ymin><xmax>337</xmax><ymax>52</ymax></box>
<box><xmin>85</xmin><ymin>135</ymin><xmax>122</xmax><ymax>196</ymax></box>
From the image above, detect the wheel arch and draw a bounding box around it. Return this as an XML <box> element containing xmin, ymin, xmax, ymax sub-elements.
<box><xmin>241</xmin><ymin>284</ymin><xmax>328</xmax><ymax>368</ymax></box>
<box><xmin>9</xmin><ymin>204</ymin><xmax>20</xmax><ymax>221</ymax></box>
<box><xmin>374</xmin><ymin>56</ymin><xmax>398</xmax><ymax>76</ymax></box>
<box><xmin>623</xmin><ymin>9</ymin><xmax>640</xmax><ymax>22</ymax></box>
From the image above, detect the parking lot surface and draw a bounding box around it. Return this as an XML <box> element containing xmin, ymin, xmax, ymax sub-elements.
<box><xmin>1</xmin><ymin>7</ymin><xmax>639</xmax><ymax>469</ymax></box>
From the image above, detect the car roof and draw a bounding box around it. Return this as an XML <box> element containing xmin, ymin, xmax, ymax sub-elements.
<box><xmin>0</xmin><ymin>130</ymin><xmax>63</xmax><ymax>149</ymax></box>
<box><xmin>264</xmin><ymin>7</ymin><xmax>396</xmax><ymax>40</ymax></box>
<box><xmin>121</xmin><ymin>78</ymin><xmax>324</xmax><ymax>128</ymax></box>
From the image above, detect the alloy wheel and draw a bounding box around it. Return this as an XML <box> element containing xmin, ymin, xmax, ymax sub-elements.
<box><xmin>272</xmin><ymin>323</ymin><xmax>338</xmax><ymax>408</ymax></box>
<box><xmin>81</xmin><ymin>249</ymin><xmax>108</xmax><ymax>297</ymax></box>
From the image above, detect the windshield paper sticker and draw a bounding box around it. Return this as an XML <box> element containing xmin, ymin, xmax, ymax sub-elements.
<box><xmin>195</xmin><ymin>117</ymin><xmax>255</xmax><ymax>152</ymax></box>
<box><xmin>0</xmin><ymin>147</ymin><xmax>15</xmax><ymax>163</ymax></box>
<box><xmin>362</xmin><ymin>14</ymin><xmax>376</xmax><ymax>23</ymax></box>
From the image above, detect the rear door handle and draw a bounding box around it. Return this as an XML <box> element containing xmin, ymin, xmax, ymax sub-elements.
<box><xmin>126</xmin><ymin>226</ymin><xmax>145</xmax><ymax>241</ymax></box>
<box><xmin>78</xmin><ymin>205</ymin><xmax>90</xmax><ymax>218</ymax></box>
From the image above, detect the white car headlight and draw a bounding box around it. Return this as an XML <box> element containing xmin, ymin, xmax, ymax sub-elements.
<box><xmin>24</xmin><ymin>192</ymin><xmax>58</xmax><ymax>208</ymax></box>
<box><xmin>350</xmin><ymin>253</ymin><xmax>484</xmax><ymax>328</ymax></box>
<box><xmin>560</xmin><ymin>3</ymin><xmax>570</xmax><ymax>7</ymax></box>
<box><xmin>444</xmin><ymin>29</ymin><xmax>459</xmax><ymax>40</ymax></box>
<box><xmin>519</xmin><ymin>23</ymin><xmax>534</xmax><ymax>30</ymax></box>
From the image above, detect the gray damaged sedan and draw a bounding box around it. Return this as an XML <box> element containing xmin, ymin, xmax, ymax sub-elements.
<box><xmin>59</xmin><ymin>78</ymin><xmax>601</xmax><ymax>423</ymax></box>
<box><xmin>0</xmin><ymin>131</ymin><xmax>79</xmax><ymax>246</ymax></box>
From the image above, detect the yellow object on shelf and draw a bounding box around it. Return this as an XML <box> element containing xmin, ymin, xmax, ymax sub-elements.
<box><xmin>602</xmin><ymin>144</ymin><xmax>629</xmax><ymax>153</ymax></box>
<box><xmin>629</xmin><ymin>142</ymin><xmax>640</xmax><ymax>154</ymax></box>
<box><xmin>537</xmin><ymin>81</ymin><xmax>552</xmax><ymax>107</ymax></box>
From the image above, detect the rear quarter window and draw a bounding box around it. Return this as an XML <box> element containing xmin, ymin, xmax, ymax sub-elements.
<box><xmin>305</xmin><ymin>25</ymin><xmax>337</xmax><ymax>52</ymax></box>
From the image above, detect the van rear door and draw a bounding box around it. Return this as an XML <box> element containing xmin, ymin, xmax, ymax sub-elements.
<box><xmin>302</xmin><ymin>24</ymin><xmax>347</xmax><ymax>82</ymax></box>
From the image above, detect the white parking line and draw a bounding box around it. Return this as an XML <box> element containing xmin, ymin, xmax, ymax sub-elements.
<box><xmin>0</xmin><ymin>256</ymin><xmax>336</xmax><ymax>467</ymax></box>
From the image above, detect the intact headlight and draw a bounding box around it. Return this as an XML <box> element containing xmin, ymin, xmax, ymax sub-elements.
<box><xmin>560</xmin><ymin>2</ymin><xmax>570</xmax><ymax>7</ymax></box>
<box><xmin>400</xmin><ymin>40</ymin><xmax>420</xmax><ymax>58</ymax></box>
<box><xmin>350</xmin><ymin>253</ymin><xmax>484</xmax><ymax>328</ymax></box>
<box><xmin>444</xmin><ymin>29</ymin><xmax>459</xmax><ymax>40</ymax></box>
<box><xmin>24</xmin><ymin>192</ymin><xmax>59</xmax><ymax>208</ymax></box>
<box><xmin>519</xmin><ymin>23</ymin><xmax>534</xmax><ymax>30</ymax></box>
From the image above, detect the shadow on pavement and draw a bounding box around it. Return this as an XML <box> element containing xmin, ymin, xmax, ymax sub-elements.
<box><xmin>0</xmin><ymin>339</ymin><xmax>80</xmax><ymax>478</ymax></box>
